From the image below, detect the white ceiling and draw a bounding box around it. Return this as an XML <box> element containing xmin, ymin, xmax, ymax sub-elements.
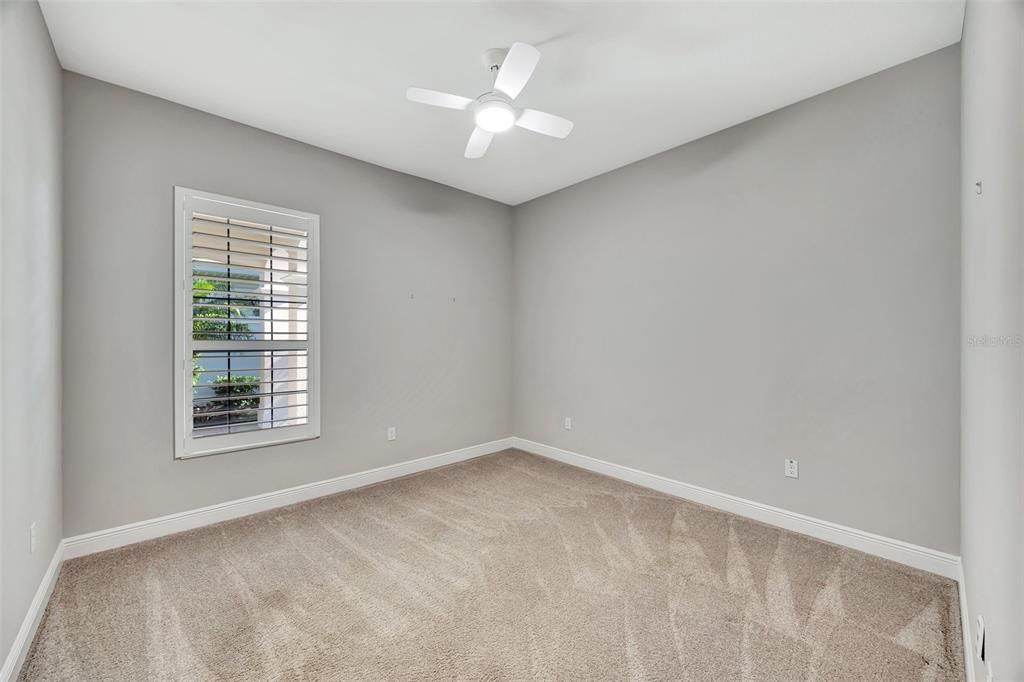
<box><xmin>40</xmin><ymin>1</ymin><xmax>963</xmax><ymax>205</ymax></box>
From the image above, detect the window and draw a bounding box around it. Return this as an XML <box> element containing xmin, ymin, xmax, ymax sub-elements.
<box><xmin>174</xmin><ymin>187</ymin><xmax>320</xmax><ymax>458</ymax></box>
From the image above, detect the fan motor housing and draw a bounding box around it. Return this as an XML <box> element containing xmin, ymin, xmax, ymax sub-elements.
<box><xmin>475</xmin><ymin>91</ymin><xmax>514</xmax><ymax>109</ymax></box>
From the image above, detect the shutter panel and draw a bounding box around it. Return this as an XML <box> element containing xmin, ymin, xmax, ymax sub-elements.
<box><xmin>176</xmin><ymin>188</ymin><xmax>319</xmax><ymax>457</ymax></box>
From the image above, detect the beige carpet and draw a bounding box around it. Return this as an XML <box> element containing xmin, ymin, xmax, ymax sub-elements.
<box><xmin>21</xmin><ymin>449</ymin><xmax>962</xmax><ymax>681</ymax></box>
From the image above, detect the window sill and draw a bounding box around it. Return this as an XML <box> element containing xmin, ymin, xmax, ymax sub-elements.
<box><xmin>176</xmin><ymin>432</ymin><xmax>320</xmax><ymax>460</ymax></box>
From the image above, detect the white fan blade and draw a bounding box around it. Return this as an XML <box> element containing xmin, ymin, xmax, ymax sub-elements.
<box><xmin>406</xmin><ymin>87</ymin><xmax>473</xmax><ymax>110</ymax></box>
<box><xmin>493</xmin><ymin>42</ymin><xmax>540</xmax><ymax>99</ymax></box>
<box><xmin>515</xmin><ymin>109</ymin><xmax>574</xmax><ymax>139</ymax></box>
<box><xmin>464</xmin><ymin>127</ymin><xmax>494</xmax><ymax>159</ymax></box>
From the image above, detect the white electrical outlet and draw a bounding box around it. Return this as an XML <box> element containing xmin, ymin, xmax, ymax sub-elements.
<box><xmin>30</xmin><ymin>522</ymin><xmax>37</xmax><ymax>554</ymax></box>
<box><xmin>564</xmin><ymin>417</ymin><xmax>572</xmax><ymax>430</ymax></box>
<box><xmin>785</xmin><ymin>459</ymin><xmax>799</xmax><ymax>479</ymax></box>
<box><xmin>387</xmin><ymin>426</ymin><xmax>397</xmax><ymax>441</ymax></box>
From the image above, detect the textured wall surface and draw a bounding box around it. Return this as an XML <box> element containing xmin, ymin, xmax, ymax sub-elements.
<box><xmin>960</xmin><ymin>0</ymin><xmax>1024</xmax><ymax>678</ymax></box>
<box><xmin>0</xmin><ymin>0</ymin><xmax>63</xmax><ymax>661</ymax></box>
<box><xmin>62</xmin><ymin>74</ymin><xmax>513</xmax><ymax>536</ymax></box>
<box><xmin>513</xmin><ymin>47</ymin><xmax>961</xmax><ymax>553</ymax></box>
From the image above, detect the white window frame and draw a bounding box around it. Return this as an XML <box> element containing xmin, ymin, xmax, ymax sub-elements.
<box><xmin>174</xmin><ymin>187</ymin><xmax>321</xmax><ymax>459</ymax></box>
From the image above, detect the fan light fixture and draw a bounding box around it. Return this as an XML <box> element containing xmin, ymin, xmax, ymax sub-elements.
<box><xmin>475</xmin><ymin>102</ymin><xmax>516</xmax><ymax>133</ymax></box>
<box><xmin>406</xmin><ymin>42</ymin><xmax>574</xmax><ymax>159</ymax></box>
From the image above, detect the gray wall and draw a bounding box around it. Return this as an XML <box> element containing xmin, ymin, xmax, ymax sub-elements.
<box><xmin>960</xmin><ymin>1</ymin><xmax>1024</xmax><ymax>679</ymax></box>
<box><xmin>62</xmin><ymin>73</ymin><xmax>513</xmax><ymax>537</ymax></box>
<box><xmin>1</xmin><ymin>0</ymin><xmax>63</xmax><ymax>662</ymax></box>
<box><xmin>513</xmin><ymin>46</ymin><xmax>960</xmax><ymax>553</ymax></box>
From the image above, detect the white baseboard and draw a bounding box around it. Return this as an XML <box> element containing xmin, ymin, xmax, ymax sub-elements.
<box><xmin>64</xmin><ymin>437</ymin><xmax>514</xmax><ymax>559</ymax></box>
<box><xmin>64</xmin><ymin>434</ymin><xmax>961</xmax><ymax>578</ymax></box>
<box><xmin>0</xmin><ymin>542</ymin><xmax>64</xmax><ymax>682</ymax></box>
<box><xmin>512</xmin><ymin>437</ymin><xmax>961</xmax><ymax>580</ymax></box>
<box><xmin>959</xmin><ymin>558</ymin><xmax>976</xmax><ymax>682</ymax></box>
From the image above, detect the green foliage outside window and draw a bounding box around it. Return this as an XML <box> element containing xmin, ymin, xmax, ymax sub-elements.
<box><xmin>192</xmin><ymin>272</ymin><xmax>262</xmax><ymax>425</ymax></box>
<box><xmin>192</xmin><ymin>276</ymin><xmax>258</xmax><ymax>341</ymax></box>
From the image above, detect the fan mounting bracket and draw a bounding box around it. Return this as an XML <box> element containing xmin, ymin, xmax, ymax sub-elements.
<box><xmin>482</xmin><ymin>48</ymin><xmax>509</xmax><ymax>72</ymax></box>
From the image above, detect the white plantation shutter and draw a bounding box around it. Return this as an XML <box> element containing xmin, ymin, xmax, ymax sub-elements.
<box><xmin>175</xmin><ymin>188</ymin><xmax>320</xmax><ymax>458</ymax></box>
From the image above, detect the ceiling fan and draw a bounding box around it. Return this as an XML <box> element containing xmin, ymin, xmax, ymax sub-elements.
<box><xmin>406</xmin><ymin>42</ymin><xmax>574</xmax><ymax>159</ymax></box>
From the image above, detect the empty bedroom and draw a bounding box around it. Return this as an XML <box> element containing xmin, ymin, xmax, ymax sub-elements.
<box><xmin>1</xmin><ymin>0</ymin><xmax>1021</xmax><ymax>679</ymax></box>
